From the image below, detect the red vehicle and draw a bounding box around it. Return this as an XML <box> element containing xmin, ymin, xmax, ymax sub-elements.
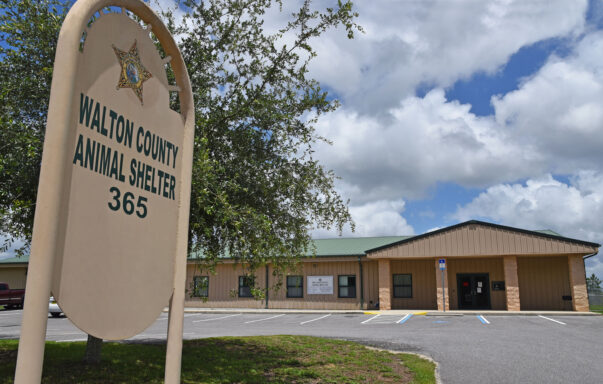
<box><xmin>0</xmin><ymin>283</ymin><xmax>25</xmax><ymax>309</ymax></box>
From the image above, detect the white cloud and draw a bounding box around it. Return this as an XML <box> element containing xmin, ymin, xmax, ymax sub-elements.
<box><xmin>309</xmin><ymin>0</ymin><xmax>588</xmax><ymax>115</ymax></box>
<box><xmin>315</xmin><ymin>88</ymin><xmax>536</xmax><ymax>203</ymax></box>
<box><xmin>453</xmin><ymin>172</ymin><xmax>603</xmax><ymax>244</ymax></box>
<box><xmin>493</xmin><ymin>31</ymin><xmax>603</xmax><ymax>173</ymax></box>
<box><xmin>312</xmin><ymin>199</ymin><xmax>414</xmax><ymax>238</ymax></box>
<box><xmin>452</xmin><ymin>172</ymin><xmax>603</xmax><ymax>278</ymax></box>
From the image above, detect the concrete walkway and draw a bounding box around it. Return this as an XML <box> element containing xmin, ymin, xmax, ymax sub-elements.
<box><xmin>176</xmin><ymin>307</ymin><xmax>601</xmax><ymax>316</ymax></box>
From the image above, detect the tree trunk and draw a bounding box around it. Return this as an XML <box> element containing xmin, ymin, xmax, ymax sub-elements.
<box><xmin>83</xmin><ymin>334</ymin><xmax>102</xmax><ymax>364</ymax></box>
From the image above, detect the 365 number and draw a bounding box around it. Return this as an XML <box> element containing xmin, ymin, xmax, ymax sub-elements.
<box><xmin>108</xmin><ymin>186</ymin><xmax>148</xmax><ymax>218</ymax></box>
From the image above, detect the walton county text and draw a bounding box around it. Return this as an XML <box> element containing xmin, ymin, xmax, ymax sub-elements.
<box><xmin>71</xmin><ymin>93</ymin><xmax>180</xmax><ymax>218</ymax></box>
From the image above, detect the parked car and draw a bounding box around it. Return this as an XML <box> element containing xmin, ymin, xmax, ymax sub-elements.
<box><xmin>48</xmin><ymin>296</ymin><xmax>62</xmax><ymax>317</ymax></box>
<box><xmin>0</xmin><ymin>283</ymin><xmax>25</xmax><ymax>309</ymax></box>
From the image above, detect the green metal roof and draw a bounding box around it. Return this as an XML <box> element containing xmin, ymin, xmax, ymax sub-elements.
<box><xmin>0</xmin><ymin>255</ymin><xmax>29</xmax><ymax>264</ymax></box>
<box><xmin>534</xmin><ymin>229</ymin><xmax>562</xmax><ymax>237</ymax></box>
<box><xmin>309</xmin><ymin>236</ymin><xmax>411</xmax><ymax>256</ymax></box>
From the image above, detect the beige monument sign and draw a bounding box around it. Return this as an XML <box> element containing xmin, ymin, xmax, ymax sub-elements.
<box><xmin>15</xmin><ymin>1</ymin><xmax>195</xmax><ymax>383</ymax></box>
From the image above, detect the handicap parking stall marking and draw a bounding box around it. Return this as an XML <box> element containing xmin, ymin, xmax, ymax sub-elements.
<box><xmin>477</xmin><ymin>315</ymin><xmax>490</xmax><ymax>325</ymax></box>
<box><xmin>397</xmin><ymin>314</ymin><xmax>413</xmax><ymax>324</ymax></box>
<box><xmin>538</xmin><ymin>315</ymin><xmax>566</xmax><ymax>325</ymax></box>
<box><xmin>371</xmin><ymin>315</ymin><xmax>404</xmax><ymax>324</ymax></box>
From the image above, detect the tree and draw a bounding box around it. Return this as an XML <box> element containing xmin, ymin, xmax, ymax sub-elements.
<box><xmin>170</xmin><ymin>0</ymin><xmax>359</xmax><ymax>290</ymax></box>
<box><xmin>587</xmin><ymin>273</ymin><xmax>602</xmax><ymax>294</ymax></box>
<box><xmin>1</xmin><ymin>0</ymin><xmax>358</xmax><ymax>360</ymax></box>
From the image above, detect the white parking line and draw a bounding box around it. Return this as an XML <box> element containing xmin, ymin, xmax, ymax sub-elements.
<box><xmin>538</xmin><ymin>315</ymin><xmax>566</xmax><ymax>325</ymax></box>
<box><xmin>397</xmin><ymin>314</ymin><xmax>413</xmax><ymax>324</ymax></box>
<box><xmin>156</xmin><ymin>313</ymin><xmax>203</xmax><ymax>321</ymax></box>
<box><xmin>0</xmin><ymin>312</ymin><xmax>22</xmax><ymax>317</ymax></box>
<box><xmin>244</xmin><ymin>314</ymin><xmax>285</xmax><ymax>324</ymax></box>
<box><xmin>477</xmin><ymin>315</ymin><xmax>490</xmax><ymax>324</ymax></box>
<box><xmin>361</xmin><ymin>314</ymin><xmax>380</xmax><ymax>324</ymax></box>
<box><xmin>300</xmin><ymin>314</ymin><xmax>331</xmax><ymax>325</ymax></box>
<box><xmin>192</xmin><ymin>314</ymin><xmax>241</xmax><ymax>323</ymax></box>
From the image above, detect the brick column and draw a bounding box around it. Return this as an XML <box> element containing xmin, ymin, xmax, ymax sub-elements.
<box><xmin>503</xmin><ymin>256</ymin><xmax>521</xmax><ymax>311</ymax></box>
<box><xmin>378</xmin><ymin>259</ymin><xmax>392</xmax><ymax>310</ymax></box>
<box><xmin>568</xmin><ymin>255</ymin><xmax>589</xmax><ymax>312</ymax></box>
<box><xmin>435</xmin><ymin>258</ymin><xmax>449</xmax><ymax>311</ymax></box>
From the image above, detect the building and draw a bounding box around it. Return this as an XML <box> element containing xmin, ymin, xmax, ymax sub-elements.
<box><xmin>185</xmin><ymin>220</ymin><xmax>599</xmax><ymax>312</ymax></box>
<box><xmin>1</xmin><ymin>220</ymin><xmax>598</xmax><ymax>312</ymax></box>
<box><xmin>0</xmin><ymin>255</ymin><xmax>28</xmax><ymax>290</ymax></box>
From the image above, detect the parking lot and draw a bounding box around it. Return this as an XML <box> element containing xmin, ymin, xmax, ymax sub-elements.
<box><xmin>1</xmin><ymin>309</ymin><xmax>602</xmax><ymax>383</ymax></box>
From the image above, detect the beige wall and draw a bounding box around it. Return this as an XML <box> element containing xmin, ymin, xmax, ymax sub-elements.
<box><xmin>369</xmin><ymin>224</ymin><xmax>597</xmax><ymax>259</ymax></box>
<box><xmin>186</xmin><ymin>258</ymin><xmax>367</xmax><ymax>310</ymax></box>
<box><xmin>447</xmin><ymin>258</ymin><xmax>506</xmax><ymax>310</ymax></box>
<box><xmin>186</xmin><ymin>263</ymin><xmax>266</xmax><ymax>309</ymax></box>
<box><xmin>391</xmin><ymin>259</ymin><xmax>436</xmax><ymax>309</ymax></box>
<box><xmin>363</xmin><ymin>260</ymin><xmax>380</xmax><ymax>309</ymax></box>
<box><xmin>518</xmin><ymin>256</ymin><xmax>572</xmax><ymax>311</ymax></box>
<box><xmin>0</xmin><ymin>266</ymin><xmax>27</xmax><ymax>290</ymax></box>
<box><xmin>184</xmin><ymin>253</ymin><xmax>586</xmax><ymax>311</ymax></box>
<box><xmin>268</xmin><ymin>260</ymin><xmax>362</xmax><ymax>310</ymax></box>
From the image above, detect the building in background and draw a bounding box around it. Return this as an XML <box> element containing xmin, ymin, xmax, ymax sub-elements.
<box><xmin>1</xmin><ymin>220</ymin><xmax>598</xmax><ymax>312</ymax></box>
<box><xmin>186</xmin><ymin>220</ymin><xmax>599</xmax><ymax>312</ymax></box>
<box><xmin>0</xmin><ymin>255</ymin><xmax>28</xmax><ymax>290</ymax></box>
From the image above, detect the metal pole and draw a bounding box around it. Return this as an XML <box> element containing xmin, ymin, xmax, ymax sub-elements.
<box><xmin>442</xmin><ymin>269</ymin><xmax>445</xmax><ymax>312</ymax></box>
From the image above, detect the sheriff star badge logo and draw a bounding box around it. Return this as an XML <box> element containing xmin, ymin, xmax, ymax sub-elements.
<box><xmin>112</xmin><ymin>40</ymin><xmax>152</xmax><ymax>105</ymax></box>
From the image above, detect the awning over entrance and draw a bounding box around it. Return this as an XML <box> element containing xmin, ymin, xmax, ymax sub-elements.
<box><xmin>365</xmin><ymin>220</ymin><xmax>599</xmax><ymax>312</ymax></box>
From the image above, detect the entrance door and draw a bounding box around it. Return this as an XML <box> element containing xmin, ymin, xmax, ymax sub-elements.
<box><xmin>457</xmin><ymin>274</ymin><xmax>491</xmax><ymax>309</ymax></box>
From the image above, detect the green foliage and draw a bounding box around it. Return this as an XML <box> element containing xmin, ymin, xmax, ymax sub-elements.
<box><xmin>0</xmin><ymin>0</ymin><xmax>72</xmax><ymax>254</ymax></box>
<box><xmin>0</xmin><ymin>0</ymin><xmax>358</xmax><ymax>294</ymax></box>
<box><xmin>587</xmin><ymin>273</ymin><xmax>602</xmax><ymax>293</ymax></box>
<box><xmin>171</xmin><ymin>0</ymin><xmax>359</xmax><ymax>289</ymax></box>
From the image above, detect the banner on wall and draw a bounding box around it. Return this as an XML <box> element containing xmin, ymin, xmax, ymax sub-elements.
<box><xmin>307</xmin><ymin>276</ymin><xmax>333</xmax><ymax>295</ymax></box>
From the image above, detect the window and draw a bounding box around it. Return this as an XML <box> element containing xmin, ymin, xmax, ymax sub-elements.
<box><xmin>193</xmin><ymin>276</ymin><xmax>209</xmax><ymax>298</ymax></box>
<box><xmin>393</xmin><ymin>274</ymin><xmax>412</xmax><ymax>298</ymax></box>
<box><xmin>287</xmin><ymin>276</ymin><xmax>303</xmax><ymax>298</ymax></box>
<box><xmin>238</xmin><ymin>276</ymin><xmax>254</xmax><ymax>298</ymax></box>
<box><xmin>338</xmin><ymin>275</ymin><xmax>356</xmax><ymax>298</ymax></box>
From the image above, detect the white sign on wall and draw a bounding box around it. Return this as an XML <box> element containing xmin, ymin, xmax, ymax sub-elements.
<box><xmin>307</xmin><ymin>276</ymin><xmax>333</xmax><ymax>295</ymax></box>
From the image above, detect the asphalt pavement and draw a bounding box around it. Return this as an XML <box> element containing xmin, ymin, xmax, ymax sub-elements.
<box><xmin>1</xmin><ymin>309</ymin><xmax>602</xmax><ymax>384</ymax></box>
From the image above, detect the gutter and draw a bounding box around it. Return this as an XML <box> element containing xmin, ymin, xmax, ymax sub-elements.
<box><xmin>583</xmin><ymin>252</ymin><xmax>598</xmax><ymax>260</ymax></box>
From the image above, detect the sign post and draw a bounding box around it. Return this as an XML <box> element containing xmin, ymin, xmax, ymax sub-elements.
<box><xmin>439</xmin><ymin>259</ymin><xmax>446</xmax><ymax>312</ymax></box>
<box><xmin>14</xmin><ymin>1</ymin><xmax>194</xmax><ymax>383</ymax></box>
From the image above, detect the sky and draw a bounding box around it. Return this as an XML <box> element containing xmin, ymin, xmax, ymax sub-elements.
<box><xmin>4</xmin><ymin>0</ymin><xmax>603</xmax><ymax>280</ymax></box>
<box><xmin>242</xmin><ymin>0</ymin><xmax>603</xmax><ymax>279</ymax></box>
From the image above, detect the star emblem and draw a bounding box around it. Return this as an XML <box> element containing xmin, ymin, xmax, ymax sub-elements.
<box><xmin>112</xmin><ymin>40</ymin><xmax>152</xmax><ymax>105</ymax></box>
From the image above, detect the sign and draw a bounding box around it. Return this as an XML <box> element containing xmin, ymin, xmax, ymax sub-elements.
<box><xmin>439</xmin><ymin>258</ymin><xmax>446</xmax><ymax>270</ymax></box>
<box><xmin>492</xmin><ymin>281</ymin><xmax>505</xmax><ymax>291</ymax></box>
<box><xmin>307</xmin><ymin>276</ymin><xmax>334</xmax><ymax>295</ymax></box>
<box><xmin>15</xmin><ymin>2</ymin><xmax>195</xmax><ymax>383</ymax></box>
<box><xmin>52</xmin><ymin>9</ymin><xmax>184</xmax><ymax>341</ymax></box>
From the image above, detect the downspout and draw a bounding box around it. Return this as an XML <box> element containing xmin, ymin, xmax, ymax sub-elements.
<box><xmin>265</xmin><ymin>264</ymin><xmax>269</xmax><ymax>309</ymax></box>
<box><xmin>358</xmin><ymin>255</ymin><xmax>364</xmax><ymax>310</ymax></box>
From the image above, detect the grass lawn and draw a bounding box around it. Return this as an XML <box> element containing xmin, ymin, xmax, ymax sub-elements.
<box><xmin>590</xmin><ymin>304</ymin><xmax>603</xmax><ymax>314</ymax></box>
<box><xmin>0</xmin><ymin>335</ymin><xmax>435</xmax><ymax>383</ymax></box>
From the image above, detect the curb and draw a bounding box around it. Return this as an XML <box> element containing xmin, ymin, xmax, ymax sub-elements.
<box><xmin>172</xmin><ymin>308</ymin><xmax>602</xmax><ymax>316</ymax></box>
<box><xmin>364</xmin><ymin>346</ymin><xmax>442</xmax><ymax>384</ymax></box>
